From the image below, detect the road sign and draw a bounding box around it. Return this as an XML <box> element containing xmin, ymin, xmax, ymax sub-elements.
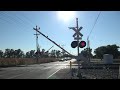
<box><xmin>74</xmin><ymin>37</ymin><xmax>82</xmax><ymax>40</ymax></box>
<box><xmin>71</xmin><ymin>41</ymin><xmax>78</xmax><ymax>48</ymax></box>
<box><xmin>79</xmin><ymin>41</ymin><xmax>86</xmax><ymax>48</ymax></box>
<box><xmin>72</xmin><ymin>26</ymin><xmax>83</xmax><ymax>38</ymax></box>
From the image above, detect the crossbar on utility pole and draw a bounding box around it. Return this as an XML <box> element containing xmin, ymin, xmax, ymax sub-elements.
<box><xmin>33</xmin><ymin>25</ymin><xmax>40</xmax><ymax>63</ymax></box>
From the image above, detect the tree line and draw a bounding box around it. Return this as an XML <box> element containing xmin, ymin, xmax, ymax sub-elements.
<box><xmin>81</xmin><ymin>44</ymin><xmax>120</xmax><ymax>59</ymax></box>
<box><xmin>0</xmin><ymin>48</ymin><xmax>68</xmax><ymax>58</ymax></box>
<box><xmin>0</xmin><ymin>44</ymin><xmax>120</xmax><ymax>59</ymax></box>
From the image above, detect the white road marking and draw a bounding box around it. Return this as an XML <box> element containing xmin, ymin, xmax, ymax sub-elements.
<box><xmin>47</xmin><ymin>65</ymin><xmax>68</xmax><ymax>79</ymax></box>
<box><xmin>47</xmin><ymin>68</ymin><xmax>62</xmax><ymax>79</ymax></box>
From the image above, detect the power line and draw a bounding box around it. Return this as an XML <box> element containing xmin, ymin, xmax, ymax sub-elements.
<box><xmin>8</xmin><ymin>12</ymin><xmax>36</xmax><ymax>31</ymax></box>
<box><xmin>11</xmin><ymin>12</ymin><xmax>33</xmax><ymax>28</ymax></box>
<box><xmin>12</xmin><ymin>12</ymin><xmax>35</xmax><ymax>28</ymax></box>
<box><xmin>87</xmin><ymin>11</ymin><xmax>101</xmax><ymax>61</ymax></box>
<box><xmin>0</xmin><ymin>12</ymin><xmax>26</xmax><ymax>30</ymax></box>
<box><xmin>0</xmin><ymin>15</ymin><xmax>12</xmax><ymax>24</ymax></box>
<box><xmin>0</xmin><ymin>12</ymin><xmax>25</xmax><ymax>31</ymax></box>
<box><xmin>20</xmin><ymin>12</ymin><xmax>36</xmax><ymax>26</ymax></box>
<box><xmin>0</xmin><ymin>12</ymin><xmax>32</xmax><ymax>32</ymax></box>
<box><xmin>88</xmin><ymin>11</ymin><xmax>101</xmax><ymax>39</ymax></box>
<box><xmin>4</xmin><ymin>12</ymin><xmax>31</xmax><ymax>30</ymax></box>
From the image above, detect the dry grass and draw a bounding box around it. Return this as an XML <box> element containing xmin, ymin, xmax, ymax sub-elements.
<box><xmin>0</xmin><ymin>58</ymin><xmax>59</xmax><ymax>67</ymax></box>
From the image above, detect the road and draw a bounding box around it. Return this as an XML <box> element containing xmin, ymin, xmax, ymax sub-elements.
<box><xmin>0</xmin><ymin>59</ymin><xmax>76</xmax><ymax>79</ymax></box>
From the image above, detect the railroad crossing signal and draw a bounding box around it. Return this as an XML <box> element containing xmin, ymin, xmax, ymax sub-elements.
<box><xmin>71</xmin><ymin>41</ymin><xmax>78</xmax><ymax>48</ymax></box>
<box><xmin>74</xmin><ymin>37</ymin><xmax>82</xmax><ymax>40</ymax></box>
<box><xmin>71</xmin><ymin>40</ymin><xmax>86</xmax><ymax>48</ymax></box>
<box><xmin>73</xmin><ymin>27</ymin><xmax>83</xmax><ymax>37</ymax></box>
<box><xmin>79</xmin><ymin>41</ymin><xmax>86</xmax><ymax>48</ymax></box>
<box><xmin>69</xmin><ymin>26</ymin><xmax>83</xmax><ymax>40</ymax></box>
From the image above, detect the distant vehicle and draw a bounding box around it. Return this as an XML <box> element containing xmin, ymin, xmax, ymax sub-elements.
<box><xmin>64</xmin><ymin>57</ymin><xmax>71</xmax><ymax>61</ymax></box>
<box><xmin>59</xmin><ymin>58</ymin><xmax>65</xmax><ymax>61</ymax></box>
<box><xmin>59</xmin><ymin>57</ymin><xmax>71</xmax><ymax>61</ymax></box>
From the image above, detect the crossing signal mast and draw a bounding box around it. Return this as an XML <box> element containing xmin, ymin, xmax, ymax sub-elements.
<box><xmin>69</xmin><ymin>18</ymin><xmax>86</xmax><ymax>78</ymax></box>
<box><xmin>69</xmin><ymin>18</ymin><xmax>86</xmax><ymax>55</ymax></box>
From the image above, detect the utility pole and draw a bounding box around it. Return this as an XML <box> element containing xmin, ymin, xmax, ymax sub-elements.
<box><xmin>87</xmin><ymin>37</ymin><xmax>90</xmax><ymax>62</ymax></box>
<box><xmin>34</xmin><ymin>26</ymin><xmax>73</xmax><ymax>56</ymax></box>
<box><xmin>33</xmin><ymin>25</ymin><xmax>40</xmax><ymax>63</ymax></box>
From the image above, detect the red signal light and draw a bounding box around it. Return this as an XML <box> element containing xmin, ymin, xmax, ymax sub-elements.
<box><xmin>79</xmin><ymin>41</ymin><xmax>86</xmax><ymax>48</ymax></box>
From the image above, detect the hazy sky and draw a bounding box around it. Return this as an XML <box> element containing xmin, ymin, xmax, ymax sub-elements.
<box><xmin>0</xmin><ymin>11</ymin><xmax>120</xmax><ymax>55</ymax></box>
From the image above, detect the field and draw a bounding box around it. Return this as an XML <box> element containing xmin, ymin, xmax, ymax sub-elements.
<box><xmin>0</xmin><ymin>58</ymin><xmax>59</xmax><ymax>67</ymax></box>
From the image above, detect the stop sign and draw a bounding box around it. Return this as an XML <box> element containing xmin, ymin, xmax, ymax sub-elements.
<box><xmin>79</xmin><ymin>41</ymin><xmax>86</xmax><ymax>48</ymax></box>
<box><xmin>71</xmin><ymin>41</ymin><xmax>78</xmax><ymax>48</ymax></box>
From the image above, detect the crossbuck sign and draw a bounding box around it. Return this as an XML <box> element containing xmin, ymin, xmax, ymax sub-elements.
<box><xmin>69</xmin><ymin>26</ymin><xmax>83</xmax><ymax>40</ymax></box>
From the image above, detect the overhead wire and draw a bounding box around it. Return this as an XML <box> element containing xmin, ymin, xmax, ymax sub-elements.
<box><xmin>87</xmin><ymin>11</ymin><xmax>101</xmax><ymax>39</ymax></box>
<box><xmin>0</xmin><ymin>12</ymin><xmax>27</xmax><ymax>31</ymax></box>
<box><xmin>11</xmin><ymin>12</ymin><xmax>34</xmax><ymax>28</ymax></box>
<box><xmin>19</xmin><ymin>12</ymin><xmax>36</xmax><ymax>26</ymax></box>
<box><xmin>86</xmin><ymin>11</ymin><xmax>101</xmax><ymax>60</ymax></box>
<box><xmin>0</xmin><ymin>15</ymin><xmax>12</xmax><ymax>25</ymax></box>
<box><xmin>4</xmin><ymin>11</ymin><xmax>32</xmax><ymax>31</ymax></box>
<box><xmin>0</xmin><ymin>11</ymin><xmax>35</xmax><ymax>32</ymax></box>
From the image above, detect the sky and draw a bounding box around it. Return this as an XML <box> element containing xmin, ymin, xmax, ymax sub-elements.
<box><xmin>0</xmin><ymin>11</ymin><xmax>120</xmax><ymax>55</ymax></box>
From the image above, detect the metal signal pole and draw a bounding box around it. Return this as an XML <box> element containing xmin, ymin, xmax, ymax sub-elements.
<box><xmin>76</xmin><ymin>18</ymin><xmax>81</xmax><ymax>79</ymax></box>
<box><xmin>69</xmin><ymin>18</ymin><xmax>83</xmax><ymax>79</ymax></box>
<box><xmin>76</xmin><ymin>18</ymin><xmax>79</xmax><ymax>56</ymax></box>
<box><xmin>33</xmin><ymin>25</ymin><xmax>40</xmax><ymax>63</ymax></box>
<box><xmin>87</xmin><ymin>37</ymin><xmax>90</xmax><ymax>62</ymax></box>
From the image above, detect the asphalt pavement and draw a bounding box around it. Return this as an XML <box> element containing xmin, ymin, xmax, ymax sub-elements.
<box><xmin>0</xmin><ymin>59</ymin><xmax>76</xmax><ymax>79</ymax></box>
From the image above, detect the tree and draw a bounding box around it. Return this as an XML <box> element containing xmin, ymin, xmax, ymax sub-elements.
<box><xmin>42</xmin><ymin>49</ymin><xmax>45</xmax><ymax>54</ymax></box>
<box><xmin>50</xmin><ymin>50</ymin><xmax>56</xmax><ymax>58</ymax></box>
<box><xmin>26</xmin><ymin>51</ymin><xmax>30</xmax><ymax>58</ymax></box>
<box><xmin>81</xmin><ymin>48</ymin><xmax>93</xmax><ymax>58</ymax></box>
<box><xmin>4</xmin><ymin>49</ymin><xmax>11</xmax><ymax>58</ymax></box>
<box><xmin>14</xmin><ymin>50</ymin><xmax>18</xmax><ymax>58</ymax></box>
<box><xmin>41</xmin><ymin>49</ymin><xmax>45</xmax><ymax>58</ymax></box>
<box><xmin>94</xmin><ymin>44</ymin><xmax>120</xmax><ymax>59</ymax></box>
<box><xmin>0</xmin><ymin>50</ymin><xmax>4</xmax><ymax>58</ymax></box>
<box><xmin>15</xmin><ymin>49</ymin><xmax>24</xmax><ymax>58</ymax></box>
<box><xmin>56</xmin><ymin>50</ymin><xmax>61</xmax><ymax>58</ymax></box>
<box><xmin>30</xmin><ymin>50</ymin><xmax>35</xmax><ymax>58</ymax></box>
<box><xmin>94</xmin><ymin>46</ymin><xmax>105</xmax><ymax>59</ymax></box>
<box><xmin>10</xmin><ymin>49</ymin><xmax>15</xmax><ymax>58</ymax></box>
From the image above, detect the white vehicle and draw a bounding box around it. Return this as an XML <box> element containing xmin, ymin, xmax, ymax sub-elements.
<box><xmin>59</xmin><ymin>58</ymin><xmax>65</xmax><ymax>61</ymax></box>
